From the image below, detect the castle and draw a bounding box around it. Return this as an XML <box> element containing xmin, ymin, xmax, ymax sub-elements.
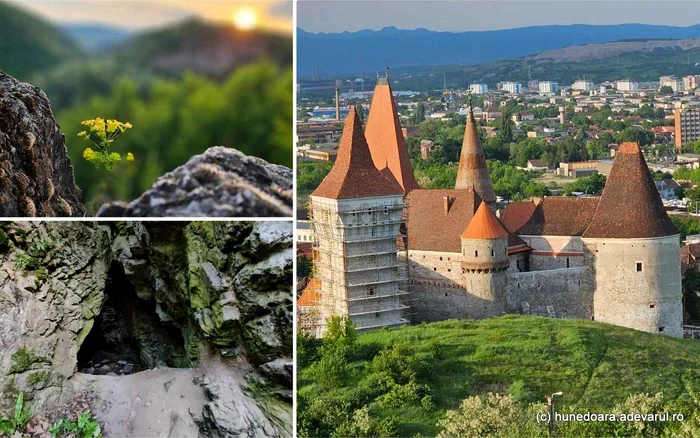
<box><xmin>298</xmin><ymin>75</ymin><xmax>683</xmax><ymax>338</ymax></box>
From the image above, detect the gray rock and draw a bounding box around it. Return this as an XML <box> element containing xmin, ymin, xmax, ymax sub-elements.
<box><xmin>0</xmin><ymin>71</ymin><xmax>84</xmax><ymax>217</ymax></box>
<box><xmin>96</xmin><ymin>147</ymin><xmax>293</xmax><ymax>217</ymax></box>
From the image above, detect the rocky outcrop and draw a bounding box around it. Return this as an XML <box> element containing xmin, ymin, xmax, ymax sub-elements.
<box><xmin>97</xmin><ymin>147</ymin><xmax>293</xmax><ymax>217</ymax></box>
<box><xmin>0</xmin><ymin>221</ymin><xmax>292</xmax><ymax>436</ymax></box>
<box><xmin>0</xmin><ymin>72</ymin><xmax>84</xmax><ymax>217</ymax></box>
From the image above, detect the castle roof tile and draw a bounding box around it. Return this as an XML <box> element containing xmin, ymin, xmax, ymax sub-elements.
<box><xmin>461</xmin><ymin>202</ymin><xmax>509</xmax><ymax>239</ymax></box>
<box><xmin>312</xmin><ymin>108</ymin><xmax>403</xmax><ymax>200</ymax></box>
<box><xmin>582</xmin><ymin>142</ymin><xmax>678</xmax><ymax>238</ymax></box>
<box><xmin>364</xmin><ymin>78</ymin><xmax>420</xmax><ymax>193</ymax></box>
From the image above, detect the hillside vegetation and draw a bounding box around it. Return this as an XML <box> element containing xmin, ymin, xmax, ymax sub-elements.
<box><xmin>0</xmin><ymin>2</ymin><xmax>82</xmax><ymax>78</ymax></box>
<box><xmin>298</xmin><ymin>316</ymin><xmax>700</xmax><ymax>437</ymax></box>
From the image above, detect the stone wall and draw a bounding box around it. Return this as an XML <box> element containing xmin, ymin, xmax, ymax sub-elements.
<box><xmin>586</xmin><ymin>235</ymin><xmax>683</xmax><ymax>337</ymax></box>
<box><xmin>506</xmin><ymin>267</ymin><xmax>595</xmax><ymax>319</ymax></box>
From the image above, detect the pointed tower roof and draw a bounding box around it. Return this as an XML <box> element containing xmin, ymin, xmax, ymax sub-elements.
<box><xmin>312</xmin><ymin>108</ymin><xmax>403</xmax><ymax>200</ymax></box>
<box><xmin>582</xmin><ymin>142</ymin><xmax>678</xmax><ymax>238</ymax></box>
<box><xmin>455</xmin><ymin>102</ymin><xmax>497</xmax><ymax>204</ymax></box>
<box><xmin>461</xmin><ymin>202</ymin><xmax>509</xmax><ymax>239</ymax></box>
<box><xmin>364</xmin><ymin>73</ymin><xmax>420</xmax><ymax>193</ymax></box>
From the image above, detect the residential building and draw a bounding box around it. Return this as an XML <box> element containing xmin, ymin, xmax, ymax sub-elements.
<box><xmin>572</xmin><ymin>79</ymin><xmax>595</xmax><ymax>91</ymax></box>
<box><xmin>655</xmin><ymin>179</ymin><xmax>680</xmax><ymax>200</ymax></box>
<box><xmin>616</xmin><ymin>79</ymin><xmax>639</xmax><ymax>92</ymax></box>
<box><xmin>684</xmin><ymin>75</ymin><xmax>700</xmax><ymax>91</ymax></box>
<box><xmin>469</xmin><ymin>83</ymin><xmax>488</xmax><ymax>94</ymax></box>
<box><xmin>660</xmin><ymin>75</ymin><xmax>684</xmax><ymax>93</ymax></box>
<box><xmin>674</xmin><ymin>108</ymin><xmax>700</xmax><ymax>149</ymax></box>
<box><xmin>539</xmin><ymin>81</ymin><xmax>559</xmax><ymax>94</ymax></box>
<box><xmin>502</xmin><ymin>81</ymin><xmax>522</xmax><ymax>94</ymax></box>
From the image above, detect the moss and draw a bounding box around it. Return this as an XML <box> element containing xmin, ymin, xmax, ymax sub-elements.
<box><xmin>15</xmin><ymin>253</ymin><xmax>39</xmax><ymax>271</ymax></box>
<box><xmin>10</xmin><ymin>348</ymin><xmax>47</xmax><ymax>373</ymax></box>
<box><xmin>188</xmin><ymin>267</ymin><xmax>212</xmax><ymax>310</ymax></box>
<box><xmin>26</xmin><ymin>371</ymin><xmax>48</xmax><ymax>385</ymax></box>
<box><xmin>75</xmin><ymin>319</ymin><xmax>94</xmax><ymax>349</ymax></box>
<box><xmin>0</xmin><ymin>228</ymin><xmax>9</xmax><ymax>253</ymax></box>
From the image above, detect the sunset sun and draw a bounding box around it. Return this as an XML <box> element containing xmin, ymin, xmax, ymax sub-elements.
<box><xmin>233</xmin><ymin>7</ymin><xmax>258</xmax><ymax>31</ymax></box>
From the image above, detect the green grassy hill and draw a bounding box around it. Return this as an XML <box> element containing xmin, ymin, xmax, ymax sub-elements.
<box><xmin>0</xmin><ymin>1</ymin><xmax>82</xmax><ymax>79</ymax></box>
<box><xmin>298</xmin><ymin>316</ymin><xmax>700</xmax><ymax>437</ymax></box>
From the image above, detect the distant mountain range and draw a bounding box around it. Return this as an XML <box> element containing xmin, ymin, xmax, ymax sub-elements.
<box><xmin>61</xmin><ymin>23</ymin><xmax>132</xmax><ymax>52</ymax></box>
<box><xmin>298</xmin><ymin>24</ymin><xmax>700</xmax><ymax>77</ymax></box>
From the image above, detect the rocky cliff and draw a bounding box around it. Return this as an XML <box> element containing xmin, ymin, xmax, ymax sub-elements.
<box><xmin>0</xmin><ymin>72</ymin><xmax>84</xmax><ymax>217</ymax></box>
<box><xmin>0</xmin><ymin>221</ymin><xmax>292</xmax><ymax>436</ymax></box>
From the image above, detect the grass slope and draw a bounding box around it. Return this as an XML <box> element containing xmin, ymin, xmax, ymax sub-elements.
<box><xmin>299</xmin><ymin>316</ymin><xmax>700</xmax><ymax>437</ymax></box>
<box><xmin>0</xmin><ymin>1</ymin><xmax>82</xmax><ymax>79</ymax></box>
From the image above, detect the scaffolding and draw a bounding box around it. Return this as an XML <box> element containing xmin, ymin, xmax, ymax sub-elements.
<box><xmin>304</xmin><ymin>196</ymin><xmax>411</xmax><ymax>335</ymax></box>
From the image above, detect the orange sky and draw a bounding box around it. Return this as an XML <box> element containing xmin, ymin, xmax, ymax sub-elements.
<box><xmin>16</xmin><ymin>0</ymin><xmax>291</xmax><ymax>33</ymax></box>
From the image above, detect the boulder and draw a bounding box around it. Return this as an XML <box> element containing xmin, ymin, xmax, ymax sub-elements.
<box><xmin>0</xmin><ymin>71</ymin><xmax>84</xmax><ymax>217</ymax></box>
<box><xmin>96</xmin><ymin>147</ymin><xmax>293</xmax><ymax>217</ymax></box>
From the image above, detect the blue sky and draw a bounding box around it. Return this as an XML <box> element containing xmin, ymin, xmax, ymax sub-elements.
<box><xmin>299</xmin><ymin>0</ymin><xmax>700</xmax><ymax>33</ymax></box>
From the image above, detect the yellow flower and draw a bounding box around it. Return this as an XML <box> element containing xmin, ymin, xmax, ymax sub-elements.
<box><xmin>77</xmin><ymin>131</ymin><xmax>87</xmax><ymax>137</ymax></box>
<box><xmin>109</xmin><ymin>152</ymin><xmax>121</xmax><ymax>161</ymax></box>
<box><xmin>126</xmin><ymin>152</ymin><xmax>135</xmax><ymax>162</ymax></box>
<box><xmin>124</xmin><ymin>122</ymin><xmax>133</xmax><ymax>129</ymax></box>
<box><xmin>83</xmin><ymin>148</ymin><xmax>95</xmax><ymax>160</ymax></box>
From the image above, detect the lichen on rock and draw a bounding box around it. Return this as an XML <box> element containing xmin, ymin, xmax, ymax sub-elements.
<box><xmin>96</xmin><ymin>147</ymin><xmax>293</xmax><ymax>218</ymax></box>
<box><xmin>0</xmin><ymin>71</ymin><xmax>84</xmax><ymax>217</ymax></box>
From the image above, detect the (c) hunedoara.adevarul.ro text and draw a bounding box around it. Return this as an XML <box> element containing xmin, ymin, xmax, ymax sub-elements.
<box><xmin>536</xmin><ymin>411</ymin><xmax>685</xmax><ymax>424</ymax></box>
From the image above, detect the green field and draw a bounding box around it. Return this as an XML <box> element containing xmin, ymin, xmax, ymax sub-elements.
<box><xmin>298</xmin><ymin>316</ymin><xmax>700</xmax><ymax>437</ymax></box>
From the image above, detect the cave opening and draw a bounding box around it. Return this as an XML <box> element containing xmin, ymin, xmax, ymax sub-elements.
<box><xmin>77</xmin><ymin>261</ymin><xmax>188</xmax><ymax>376</ymax></box>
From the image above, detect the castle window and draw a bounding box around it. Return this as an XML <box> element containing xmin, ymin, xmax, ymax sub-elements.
<box><xmin>440</xmin><ymin>257</ymin><xmax>443</xmax><ymax>261</ymax></box>
<box><xmin>566</xmin><ymin>258</ymin><xmax>570</xmax><ymax>268</ymax></box>
<box><xmin>658</xmin><ymin>327</ymin><xmax>665</xmax><ymax>333</ymax></box>
<box><xmin>636</xmin><ymin>262</ymin><xmax>643</xmax><ymax>272</ymax></box>
<box><xmin>368</xmin><ymin>287</ymin><xmax>375</xmax><ymax>296</ymax></box>
<box><xmin>475</xmin><ymin>250</ymin><xmax>478</xmax><ymax>257</ymax></box>
<box><xmin>434</xmin><ymin>267</ymin><xmax>437</xmax><ymax>271</ymax></box>
<box><xmin>447</xmin><ymin>269</ymin><xmax>451</xmax><ymax>272</ymax></box>
<box><xmin>649</xmin><ymin>303</ymin><xmax>656</xmax><ymax>309</ymax></box>
<box><xmin>491</xmin><ymin>250</ymin><xmax>494</xmax><ymax>256</ymax></box>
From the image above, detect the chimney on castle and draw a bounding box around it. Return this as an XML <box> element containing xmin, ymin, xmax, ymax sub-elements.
<box><xmin>335</xmin><ymin>87</ymin><xmax>340</xmax><ymax>121</ymax></box>
<box><xmin>443</xmin><ymin>196</ymin><xmax>451</xmax><ymax>215</ymax></box>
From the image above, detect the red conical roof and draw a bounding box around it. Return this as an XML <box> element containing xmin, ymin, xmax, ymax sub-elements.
<box><xmin>364</xmin><ymin>77</ymin><xmax>420</xmax><ymax>193</ymax></box>
<box><xmin>455</xmin><ymin>104</ymin><xmax>496</xmax><ymax>204</ymax></box>
<box><xmin>312</xmin><ymin>108</ymin><xmax>404</xmax><ymax>200</ymax></box>
<box><xmin>461</xmin><ymin>202</ymin><xmax>508</xmax><ymax>239</ymax></box>
<box><xmin>582</xmin><ymin>142</ymin><xmax>678</xmax><ymax>238</ymax></box>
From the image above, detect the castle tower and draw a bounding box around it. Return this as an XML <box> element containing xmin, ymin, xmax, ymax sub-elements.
<box><xmin>455</xmin><ymin>102</ymin><xmax>497</xmax><ymax>207</ymax></box>
<box><xmin>582</xmin><ymin>142</ymin><xmax>682</xmax><ymax>337</ymax></box>
<box><xmin>364</xmin><ymin>69</ymin><xmax>420</xmax><ymax>193</ymax></box>
<box><xmin>460</xmin><ymin>202</ymin><xmax>509</xmax><ymax>317</ymax></box>
<box><xmin>310</xmin><ymin>108</ymin><xmax>409</xmax><ymax>333</ymax></box>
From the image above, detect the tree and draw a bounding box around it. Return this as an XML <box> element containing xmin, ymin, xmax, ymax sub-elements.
<box><xmin>659</xmin><ymin>85</ymin><xmax>674</xmax><ymax>95</ymax></box>
<box><xmin>437</xmin><ymin>393</ymin><xmax>539</xmax><ymax>438</ymax></box>
<box><xmin>355</xmin><ymin>104</ymin><xmax>367</xmax><ymax>122</ymax></box>
<box><xmin>413</xmin><ymin>102</ymin><xmax>426</xmax><ymax>125</ymax></box>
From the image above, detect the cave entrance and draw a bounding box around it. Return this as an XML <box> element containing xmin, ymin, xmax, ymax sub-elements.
<box><xmin>77</xmin><ymin>261</ymin><xmax>188</xmax><ymax>376</ymax></box>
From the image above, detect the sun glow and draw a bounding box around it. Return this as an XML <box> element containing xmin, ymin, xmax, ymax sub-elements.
<box><xmin>233</xmin><ymin>7</ymin><xmax>258</xmax><ymax>31</ymax></box>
